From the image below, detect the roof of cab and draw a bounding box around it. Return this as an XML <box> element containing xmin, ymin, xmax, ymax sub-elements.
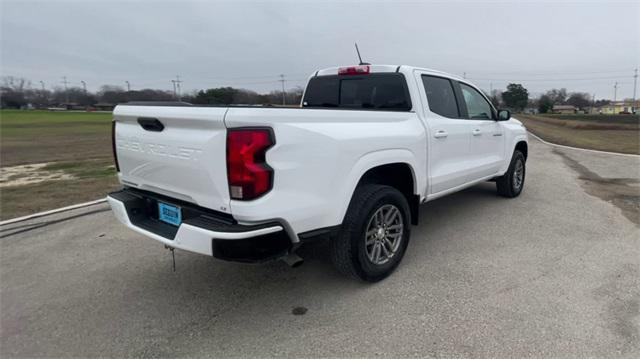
<box><xmin>314</xmin><ymin>64</ymin><xmax>463</xmax><ymax>81</ymax></box>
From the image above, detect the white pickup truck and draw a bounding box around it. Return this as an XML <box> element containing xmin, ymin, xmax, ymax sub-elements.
<box><xmin>108</xmin><ymin>64</ymin><xmax>528</xmax><ymax>282</ymax></box>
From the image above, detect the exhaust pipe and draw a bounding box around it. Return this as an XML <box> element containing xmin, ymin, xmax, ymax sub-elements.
<box><xmin>282</xmin><ymin>253</ymin><xmax>304</xmax><ymax>268</ymax></box>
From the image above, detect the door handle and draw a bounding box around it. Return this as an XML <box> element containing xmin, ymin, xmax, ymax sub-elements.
<box><xmin>138</xmin><ymin>117</ymin><xmax>164</xmax><ymax>132</ymax></box>
<box><xmin>472</xmin><ymin>129</ymin><xmax>482</xmax><ymax>136</ymax></box>
<box><xmin>434</xmin><ymin>130</ymin><xmax>448</xmax><ymax>139</ymax></box>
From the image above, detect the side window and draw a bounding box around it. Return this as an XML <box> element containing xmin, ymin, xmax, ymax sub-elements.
<box><xmin>460</xmin><ymin>83</ymin><xmax>493</xmax><ymax>120</ymax></box>
<box><xmin>421</xmin><ymin>75</ymin><xmax>459</xmax><ymax>118</ymax></box>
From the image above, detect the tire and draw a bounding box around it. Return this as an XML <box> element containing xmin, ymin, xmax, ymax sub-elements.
<box><xmin>331</xmin><ymin>184</ymin><xmax>411</xmax><ymax>282</ymax></box>
<box><xmin>496</xmin><ymin>150</ymin><xmax>526</xmax><ymax>198</ymax></box>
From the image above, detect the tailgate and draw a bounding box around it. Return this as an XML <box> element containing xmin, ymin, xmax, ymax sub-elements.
<box><xmin>113</xmin><ymin>105</ymin><xmax>231</xmax><ymax>214</ymax></box>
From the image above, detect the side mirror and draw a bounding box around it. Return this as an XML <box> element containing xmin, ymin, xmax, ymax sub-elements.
<box><xmin>497</xmin><ymin>109</ymin><xmax>511</xmax><ymax>121</ymax></box>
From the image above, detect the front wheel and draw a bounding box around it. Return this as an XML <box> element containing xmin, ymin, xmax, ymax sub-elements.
<box><xmin>331</xmin><ymin>185</ymin><xmax>411</xmax><ymax>282</ymax></box>
<box><xmin>496</xmin><ymin>150</ymin><xmax>526</xmax><ymax>198</ymax></box>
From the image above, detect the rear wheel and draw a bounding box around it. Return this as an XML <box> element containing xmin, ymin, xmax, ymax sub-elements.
<box><xmin>331</xmin><ymin>185</ymin><xmax>411</xmax><ymax>282</ymax></box>
<box><xmin>496</xmin><ymin>150</ymin><xmax>526</xmax><ymax>198</ymax></box>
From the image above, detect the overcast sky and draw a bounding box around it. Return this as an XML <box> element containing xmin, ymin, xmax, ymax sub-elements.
<box><xmin>1</xmin><ymin>0</ymin><xmax>639</xmax><ymax>99</ymax></box>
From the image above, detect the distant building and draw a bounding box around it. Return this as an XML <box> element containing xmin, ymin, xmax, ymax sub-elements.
<box><xmin>58</xmin><ymin>102</ymin><xmax>84</xmax><ymax>110</ymax></box>
<box><xmin>597</xmin><ymin>101</ymin><xmax>635</xmax><ymax>114</ymax></box>
<box><xmin>93</xmin><ymin>103</ymin><xmax>115</xmax><ymax>111</ymax></box>
<box><xmin>552</xmin><ymin>105</ymin><xmax>577</xmax><ymax>114</ymax></box>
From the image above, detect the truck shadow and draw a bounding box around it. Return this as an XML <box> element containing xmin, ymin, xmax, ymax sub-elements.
<box><xmin>111</xmin><ymin>182</ymin><xmax>504</xmax><ymax>306</ymax></box>
<box><xmin>133</xmin><ymin>182</ymin><xmax>502</xmax><ymax>286</ymax></box>
<box><xmin>297</xmin><ymin>181</ymin><xmax>501</xmax><ymax>264</ymax></box>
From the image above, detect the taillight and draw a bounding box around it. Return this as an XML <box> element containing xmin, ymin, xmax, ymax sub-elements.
<box><xmin>338</xmin><ymin>65</ymin><xmax>370</xmax><ymax>75</ymax></box>
<box><xmin>111</xmin><ymin>121</ymin><xmax>120</xmax><ymax>172</ymax></box>
<box><xmin>226</xmin><ymin>128</ymin><xmax>274</xmax><ymax>200</ymax></box>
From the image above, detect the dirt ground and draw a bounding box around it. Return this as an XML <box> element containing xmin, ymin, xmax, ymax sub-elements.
<box><xmin>518</xmin><ymin>114</ymin><xmax>639</xmax><ymax>155</ymax></box>
<box><xmin>0</xmin><ymin>110</ymin><xmax>119</xmax><ymax>220</ymax></box>
<box><xmin>0</xmin><ymin>163</ymin><xmax>75</xmax><ymax>187</ymax></box>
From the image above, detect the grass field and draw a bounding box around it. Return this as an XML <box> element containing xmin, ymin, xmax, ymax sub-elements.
<box><xmin>518</xmin><ymin>114</ymin><xmax>640</xmax><ymax>155</ymax></box>
<box><xmin>1</xmin><ymin>110</ymin><xmax>119</xmax><ymax>220</ymax></box>
<box><xmin>533</xmin><ymin>113</ymin><xmax>640</xmax><ymax>124</ymax></box>
<box><xmin>1</xmin><ymin>110</ymin><xmax>638</xmax><ymax>220</ymax></box>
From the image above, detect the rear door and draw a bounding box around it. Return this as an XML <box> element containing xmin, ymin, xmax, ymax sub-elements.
<box><xmin>418</xmin><ymin>74</ymin><xmax>473</xmax><ymax>194</ymax></box>
<box><xmin>456</xmin><ymin>82</ymin><xmax>505</xmax><ymax>179</ymax></box>
<box><xmin>113</xmin><ymin>105</ymin><xmax>232</xmax><ymax>214</ymax></box>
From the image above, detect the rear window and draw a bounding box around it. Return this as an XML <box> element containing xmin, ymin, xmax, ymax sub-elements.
<box><xmin>302</xmin><ymin>73</ymin><xmax>411</xmax><ymax>111</ymax></box>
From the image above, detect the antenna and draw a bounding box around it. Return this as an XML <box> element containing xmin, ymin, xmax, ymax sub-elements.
<box><xmin>354</xmin><ymin>43</ymin><xmax>370</xmax><ymax>65</ymax></box>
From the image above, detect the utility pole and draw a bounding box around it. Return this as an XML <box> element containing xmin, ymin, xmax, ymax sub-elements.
<box><xmin>61</xmin><ymin>76</ymin><xmax>69</xmax><ymax>103</ymax></box>
<box><xmin>613</xmin><ymin>82</ymin><xmax>618</xmax><ymax>102</ymax></box>
<box><xmin>279</xmin><ymin>74</ymin><xmax>286</xmax><ymax>105</ymax></box>
<box><xmin>174</xmin><ymin>75</ymin><xmax>182</xmax><ymax>101</ymax></box>
<box><xmin>591</xmin><ymin>93</ymin><xmax>596</xmax><ymax>114</ymax></box>
<box><xmin>171</xmin><ymin>80</ymin><xmax>177</xmax><ymax>99</ymax></box>
<box><xmin>125</xmin><ymin>80</ymin><xmax>130</xmax><ymax>92</ymax></box>
<box><xmin>38</xmin><ymin>81</ymin><xmax>47</xmax><ymax>107</ymax></box>
<box><xmin>80</xmin><ymin>81</ymin><xmax>87</xmax><ymax>94</ymax></box>
<box><xmin>633</xmin><ymin>68</ymin><xmax>638</xmax><ymax>113</ymax></box>
<box><xmin>463</xmin><ymin>72</ymin><xmax>466</xmax><ymax>79</ymax></box>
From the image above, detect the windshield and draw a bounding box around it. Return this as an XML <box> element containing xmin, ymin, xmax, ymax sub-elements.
<box><xmin>302</xmin><ymin>73</ymin><xmax>412</xmax><ymax>111</ymax></box>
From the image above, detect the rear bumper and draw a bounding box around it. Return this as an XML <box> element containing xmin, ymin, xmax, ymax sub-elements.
<box><xmin>107</xmin><ymin>188</ymin><xmax>293</xmax><ymax>262</ymax></box>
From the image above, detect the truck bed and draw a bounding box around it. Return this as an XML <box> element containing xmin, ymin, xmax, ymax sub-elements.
<box><xmin>113</xmin><ymin>104</ymin><xmax>426</xmax><ymax>236</ymax></box>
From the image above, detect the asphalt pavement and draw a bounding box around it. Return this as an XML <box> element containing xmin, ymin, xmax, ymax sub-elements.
<box><xmin>1</xmin><ymin>138</ymin><xmax>639</xmax><ymax>358</ymax></box>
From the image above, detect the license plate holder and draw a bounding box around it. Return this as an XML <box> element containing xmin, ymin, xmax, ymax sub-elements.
<box><xmin>158</xmin><ymin>202</ymin><xmax>182</xmax><ymax>226</ymax></box>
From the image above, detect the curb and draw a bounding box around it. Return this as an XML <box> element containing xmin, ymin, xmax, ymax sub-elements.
<box><xmin>0</xmin><ymin>198</ymin><xmax>107</xmax><ymax>226</ymax></box>
<box><xmin>527</xmin><ymin>132</ymin><xmax>640</xmax><ymax>158</ymax></box>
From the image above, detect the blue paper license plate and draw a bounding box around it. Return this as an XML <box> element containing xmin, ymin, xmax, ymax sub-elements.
<box><xmin>158</xmin><ymin>202</ymin><xmax>182</xmax><ymax>226</ymax></box>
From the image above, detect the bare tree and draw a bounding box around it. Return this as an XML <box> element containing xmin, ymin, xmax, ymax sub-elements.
<box><xmin>0</xmin><ymin>76</ymin><xmax>31</xmax><ymax>108</ymax></box>
<box><xmin>546</xmin><ymin>88</ymin><xmax>568</xmax><ymax>105</ymax></box>
<box><xmin>488</xmin><ymin>89</ymin><xmax>502</xmax><ymax>108</ymax></box>
<box><xmin>566</xmin><ymin>92</ymin><xmax>591</xmax><ymax>109</ymax></box>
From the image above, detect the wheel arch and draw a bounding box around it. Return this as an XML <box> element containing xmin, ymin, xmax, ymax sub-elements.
<box><xmin>336</xmin><ymin>149</ymin><xmax>423</xmax><ymax>227</ymax></box>
<box><xmin>499</xmin><ymin>135</ymin><xmax>528</xmax><ymax>174</ymax></box>
<box><xmin>515</xmin><ymin>140</ymin><xmax>528</xmax><ymax>160</ymax></box>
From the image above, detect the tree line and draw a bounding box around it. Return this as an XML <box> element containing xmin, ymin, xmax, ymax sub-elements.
<box><xmin>0</xmin><ymin>76</ymin><xmax>303</xmax><ymax>109</ymax></box>
<box><xmin>487</xmin><ymin>84</ymin><xmax>620</xmax><ymax>113</ymax></box>
<box><xmin>0</xmin><ymin>76</ymin><xmax>614</xmax><ymax>113</ymax></box>
<box><xmin>488</xmin><ymin>84</ymin><xmax>612</xmax><ymax>113</ymax></box>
